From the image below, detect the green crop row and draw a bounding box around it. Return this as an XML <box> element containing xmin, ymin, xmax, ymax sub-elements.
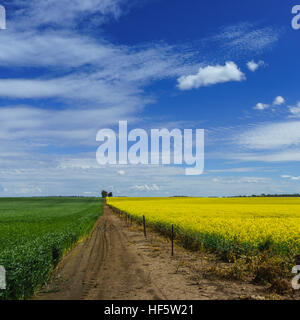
<box><xmin>0</xmin><ymin>197</ymin><xmax>103</xmax><ymax>300</ymax></box>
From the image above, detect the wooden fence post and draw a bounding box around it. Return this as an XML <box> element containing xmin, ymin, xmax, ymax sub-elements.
<box><xmin>171</xmin><ymin>224</ymin><xmax>174</xmax><ymax>256</ymax></box>
<box><xmin>143</xmin><ymin>215</ymin><xmax>147</xmax><ymax>238</ymax></box>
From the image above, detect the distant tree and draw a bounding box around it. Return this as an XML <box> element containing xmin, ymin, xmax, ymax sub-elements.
<box><xmin>101</xmin><ymin>190</ymin><xmax>108</xmax><ymax>198</ymax></box>
<box><xmin>108</xmin><ymin>192</ymin><xmax>113</xmax><ymax>197</ymax></box>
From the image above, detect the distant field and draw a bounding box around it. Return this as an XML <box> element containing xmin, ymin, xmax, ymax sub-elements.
<box><xmin>107</xmin><ymin>197</ymin><xmax>300</xmax><ymax>258</ymax></box>
<box><xmin>0</xmin><ymin>197</ymin><xmax>103</xmax><ymax>300</ymax></box>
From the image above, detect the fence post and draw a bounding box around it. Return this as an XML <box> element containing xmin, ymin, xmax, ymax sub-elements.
<box><xmin>143</xmin><ymin>215</ymin><xmax>147</xmax><ymax>238</ymax></box>
<box><xmin>171</xmin><ymin>224</ymin><xmax>174</xmax><ymax>256</ymax></box>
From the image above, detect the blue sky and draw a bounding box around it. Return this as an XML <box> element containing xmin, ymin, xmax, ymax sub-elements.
<box><xmin>0</xmin><ymin>0</ymin><xmax>300</xmax><ymax>197</ymax></box>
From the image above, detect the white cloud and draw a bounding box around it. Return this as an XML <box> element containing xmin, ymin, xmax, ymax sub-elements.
<box><xmin>289</xmin><ymin>102</ymin><xmax>300</xmax><ymax>115</ymax></box>
<box><xmin>246</xmin><ymin>60</ymin><xmax>264</xmax><ymax>72</ymax></box>
<box><xmin>240</xmin><ymin>177</ymin><xmax>269</xmax><ymax>183</ymax></box>
<box><xmin>57</xmin><ymin>159</ymin><xmax>100</xmax><ymax>170</ymax></box>
<box><xmin>0</xmin><ymin>35</ymin><xmax>196</xmax><ymax>103</ymax></box>
<box><xmin>177</xmin><ymin>61</ymin><xmax>245</xmax><ymax>90</ymax></box>
<box><xmin>12</xmin><ymin>186</ymin><xmax>43</xmax><ymax>195</ymax></box>
<box><xmin>0</xmin><ymin>105</ymin><xmax>138</xmax><ymax>146</ymax></box>
<box><xmin>253</xmin><ymin>102</ymin><xmax>269</xmax><ymax>110</ymax></box>
<box><xmin>207</xmin><ymin>167</ymin><xmax>257</xmax><ymax>173</ymax></box>
<box><xmin>117</xmin><ymin>170</ymin><xmax>125</xmax><ymax>175</ymax></box>
<box><xmin>130</xmin><ymin>184</ymin><xmax>160</xmax><ymax>191</ymax></box>
<box><xmin>231</xmin><ymin>150</ymin><xmax>300</xmax><ymax>163</ymax></box>
<box><xmin>253</xmin><ymin>96</ymin><xmax>285</xmax><ymax>111</ymax></box>
<box><xmin>216</xmin><ymin>23</ymin><xmax>281</xmax><ymax>55</ymax></box>
<box><xmin>12</xmin><ymin>0</ymin><xmax>128</xmax><ymax>29</ymax></box>
<box><xmin>281</xmin><ymin>175</ymin><xmax>300</xmax><ymax>181</ymax></box>
<box><xmin>237</xmin><ymin>121</ymin><xmax>300</xmax><ymax>150</ymax></box>
<box><xmin>273</xmin><ymin>96</ymin><xmax>285</xmax><ymax>106</ymax></box>
<box><xmin>211</xmin><ymin>176</ymin><xmax>270</xmax><ymax>184</ymax></box>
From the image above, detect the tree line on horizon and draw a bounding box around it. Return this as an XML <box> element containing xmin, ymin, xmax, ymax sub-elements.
<box><xmin>100</xmin><ymin>192</ymin><xmax>300</xmax><ymax>198</ymax></box>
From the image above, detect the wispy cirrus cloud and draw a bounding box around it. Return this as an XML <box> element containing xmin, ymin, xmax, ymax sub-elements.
<box><xmin>0</xmin><ymin>34</ymin><xmax>198</xmax><ymax>103</ymax></box>
<box><xmin>10</xmin><ymin>0</ymin><xmax>129</xmax><ymax>28</ymax></box>
<box><xmin>215</xmin><ymin>22</ymin><xmax>282</xmax><ymax>55</ymax></box>
<box><xmin>281</xmin><ymin>175</ymin><xmax>300</xmax><ymax>181</ymax></box>
<box><xmin>237</xmin><ymin>121</ymin><xmax>300</xmax><ymax>150</ymax></box>
<box><xmin>130</xmin><ymin>184</ymin><xmax>160</xmax><ymax>191</ymax></box>
<box><xmin>207</xmin><ymin>167</ymin><xmax>258</xmax><ymax>173</ymax></box>
<box><xmin>0</xmin><ymin>105</ymin><xmax>139</xmax><ymax>146</ymax></box>
<box><xmin>229</xmin><ymin>150</ymin><xmax>300</xmax><ymax>163</ymax></box>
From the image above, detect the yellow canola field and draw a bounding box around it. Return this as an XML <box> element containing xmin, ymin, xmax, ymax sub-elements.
<box><xmin>107</xmin><ymin>197</ymin><xmax>300</xmax><ymax>256</ymax></box>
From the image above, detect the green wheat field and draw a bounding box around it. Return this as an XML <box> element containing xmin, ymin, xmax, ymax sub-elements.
<box><xmin>0</xmin><ymin>197</ymin><xmax>103</xmax><ymax>300</ymax></box>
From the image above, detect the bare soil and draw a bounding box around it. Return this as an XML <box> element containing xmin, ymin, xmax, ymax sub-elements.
<box><xmin>33</xmin><ymin>204</ymin><xmax>291</xmax><ymax>300</ymax></box>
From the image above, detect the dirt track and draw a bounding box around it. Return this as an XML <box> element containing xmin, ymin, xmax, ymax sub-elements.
<box><xmin>33</xmin><ymin>205</ymin><xmax>270</xmax><ymax>300</ymax></box>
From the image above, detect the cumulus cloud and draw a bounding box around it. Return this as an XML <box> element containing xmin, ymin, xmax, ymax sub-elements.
<box><xmin>177</xmin><ymin>61</ymin><xmax>245</xmax><ymax>90</ymax></box>
<box><xmin>273</xmin><ymin>96</ymin><xmax>285</xmax><ymax>106</ymax></box>
<box><xmin>289</xmin><ymin>102</ymin><xmax>300</xmax><ymax>115</ymax></box>
<box><xmin>253</xmin><ymin>96</ymin><xmax>285</xmax><ymax>111</ymax></box>
<box><xmin>253</xmin><ymin>102</ymin><xmax>269</xmax><ymax>110</ymax></box>
<box><xmin>246</xmin><ymin>60</ymin><xmax>265</xmax><ymax>72</ymax></box>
